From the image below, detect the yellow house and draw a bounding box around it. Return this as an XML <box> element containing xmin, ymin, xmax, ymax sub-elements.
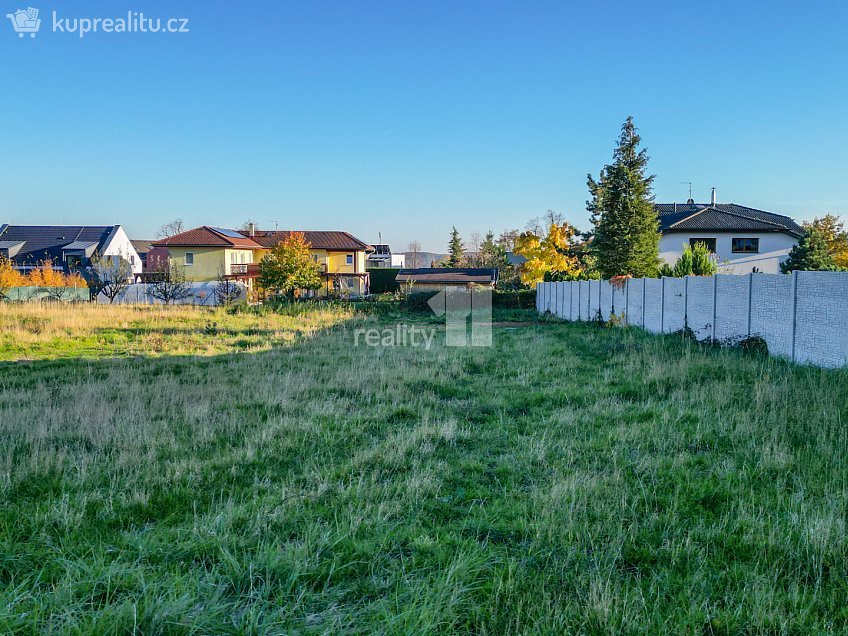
<box><xmin>152</xmin><ymin>226</ymin><xmax>371</xmax><ymax>296</ymax></box>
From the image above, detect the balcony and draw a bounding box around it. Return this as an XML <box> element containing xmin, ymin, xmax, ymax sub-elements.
<box><xmin>227</xmin><ymin>263</ymin><xmax>260</xmax><ymax>277</ymax></box>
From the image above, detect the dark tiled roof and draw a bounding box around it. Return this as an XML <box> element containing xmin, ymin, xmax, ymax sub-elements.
<box><xmin>152</xmin><ymin>226</ymin><xmax>262</xmax><ymax>248</ymax></box>
<box><xmin>240</xmin><ymin>230</ymin><xmax>369</xmax><ymax>251</ymax></box>
<box><xmin>0</xmin><ymin>224</ymin><xmax>117</xmax><ymax>264</ymax></box>
<box><xmin>655</xmin><ymin>203</ymin><xmax>803</xmax><ymax>237</ymax></box>
<box><xmin>396</xmin><ymin>268</ymin><xmax>498</xmax><ymax>284</ymax></box>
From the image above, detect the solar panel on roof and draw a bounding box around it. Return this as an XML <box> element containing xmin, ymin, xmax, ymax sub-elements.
<box><xmin>210</xmin><ymin>227</ymin><xmax>246</xmax><ymax>239</ymax></box>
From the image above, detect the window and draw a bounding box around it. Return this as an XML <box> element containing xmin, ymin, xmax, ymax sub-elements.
<box><xmin>732</xmin><ymin>238</ymin><xmax>760</xmax><ymax>253</ymax></box>
<box><xmin>346</xmin><ymin>254</ymin><xmax>353</xmax><ymax>265</ymax></box>
<box><xmin>129</xmin><ymin>255</ymin><xmax>135</xmax><ymax>265</ymax></box>
<box><xmin>689</xmin><ymin>238</ymin><xmax>716</xmax><ymax>253</ymax></box>
<box><xmin>185</xmin><ymin>252</ymin><xmax>194</xmax><ymax>266</ymax></box>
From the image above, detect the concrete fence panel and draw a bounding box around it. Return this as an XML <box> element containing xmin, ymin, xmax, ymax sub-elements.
<box><xmin>714</xmin><ymin>274</ymin><xmax>750</xmax><ymax>341</ymax></box>
<box><xmin>794</xmin><ymin>272</ymin><xmax>848</xmax><ymax>367</ymax></box>
<box><xmin>599</xmin><ymin>280</ymin><xmax>614</xmax><ymax>321</ymax></box>
<box><xmin>626</xmin><ymin>278</ymin><xmax>644</xmax><ymax>327</ymax></box>
<box><xmin>662</xmin><ymin>277</ymin><xmax>686</xmax><ymax>333</ymax></box>
<box><xmin>685</xmin><ymin>276</ymin><xmax>714</xmax><ymax>340</ymax></box>
<box><xmin>643</xmin><ymin>278</ymin><xmax>664</xmax><ymax>333</ymax></box>
<box><xmin>750</xmin><ymin>274</ymin><xmax>794</xmax><ymax>359</ymax></box>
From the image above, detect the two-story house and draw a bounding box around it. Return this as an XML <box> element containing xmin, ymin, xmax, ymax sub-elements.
<box><xmin>152</xmin><ymin>225</ymin><xmax>371</xmax><ymax>296</ymax></box>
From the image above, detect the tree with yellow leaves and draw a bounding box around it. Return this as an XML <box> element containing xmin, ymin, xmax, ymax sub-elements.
<box><xmin>0</xmin><ymin>256</ymin><xmax>26</xmax><ymax>300</ymax></box>
<box><xmin>514</xmin><ymin>222</ymin><xmax>585</xmax><ymax>285</ymax></box>
<box><xmin>803</xmin><ymin>215</ymin><xmax>848</xmax><ymax>268</ymax></box>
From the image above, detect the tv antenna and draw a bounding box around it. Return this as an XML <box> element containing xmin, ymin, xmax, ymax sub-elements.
<box><xmin>680</xmin><ymin>181</ymin><xmax>693</xmax><ymax>200</ymax></box>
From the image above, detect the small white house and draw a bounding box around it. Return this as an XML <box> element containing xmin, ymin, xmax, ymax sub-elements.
<box><xmin>656</xmin><ymin>196</ymin><xmax>802</xmax><ymax>274</ymax></box>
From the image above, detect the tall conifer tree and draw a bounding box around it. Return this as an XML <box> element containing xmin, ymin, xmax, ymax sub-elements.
<box><xmin>588</xmin><ymin>117</ymin><xmax>660</xmax><ymax>278</ymax></box>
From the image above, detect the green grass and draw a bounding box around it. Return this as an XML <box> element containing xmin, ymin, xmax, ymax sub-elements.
<box><xmin>1</xmin><ymin>304</ymin><xmax>847</xmax><ymax>633</ymax></box>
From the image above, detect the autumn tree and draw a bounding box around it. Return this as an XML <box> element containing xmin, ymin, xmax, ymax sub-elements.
<box><xmin>780</xmin><ymin>227</ymin><xmax>841</xmax><ymax>273</ymax></box>
<box><xmin>803</xmin><ymin>215</ymin><xmax>848</xmax><ymax>268</ymax></box>
<box><xmin>0</xmin><ymin>257</ymin><xmax>25</xmax><ymax>300</ymax></box>
<box><xmin>588</xmin><ymin>117</ymin><xmax>660</xmax><ymax>278</ymax></box>
<box><xmin>514</xmin><ymin>222</ymin><xmax>583</xmax><ymax>285</ymax></box>
<box><xmin>258</xmin><ymin>231</ymin><xmax>322</xmax><ymax>299</ymax></box>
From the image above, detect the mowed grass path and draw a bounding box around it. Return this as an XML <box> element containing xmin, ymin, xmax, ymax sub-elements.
<box><xmin>1</xmin><ymin>304</ymin><xmax>847</xmax><ymax>633</ymax></box>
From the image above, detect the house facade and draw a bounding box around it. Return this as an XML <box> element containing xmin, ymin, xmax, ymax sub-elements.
<box><xmin>152</xmin><ymin>226</ymin><xmax>371</xmax><ymax>296</ymax></box>
<box><xmin>656</xmin><ymin>200</ymin><xmax>803</xmax><ymax>274</ymax></box>
<box><xmin>0</xmin><ymin>224</ymin><xmax>141</xmax><ymax>278</ymax></box>
<box><xmin>242</xmin><ymin>229</ymin><xmax>371</xmax><ymax>296</ymax></box>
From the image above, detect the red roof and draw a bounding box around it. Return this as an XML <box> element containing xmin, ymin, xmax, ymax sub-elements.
<box><xmin>239</xmin><ymin>230</ymin><xmax>369</xmax><ymax>251</ymax></box>
<box><xmin>152</xmin><ymin>226</ymin><xmax>262</xmax><ymax>248</ymax></box>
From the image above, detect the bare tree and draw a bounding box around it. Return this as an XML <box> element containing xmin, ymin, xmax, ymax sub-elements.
<box><xmin>214</xmin><ymin>267</ymin><xmax>243</xmax><ymax>306</ymax></box>
<box><xmin>525</xmin><ymin>210</ymin><xmax>564</xmax><ymax>237</ymax></box>
<box><xmin>90</xmin><ymin>254</ymin><xmax>133</xmax><ymax>303</ymax></box>
<box><xmin>406</xmin><ymin>241</ymin><xmax>422</xmax><ymax>268</ymax></box>
<box><xmin>497</xmin><ymin>229</ymin><xmax>520</xmax><ymax>251</ymax></box>
<box><xmin>148</xmin><ymin>261</ymin><xmax>192</xmax><ymax>305</ymax></box>
<box><xmin>466</xmin><ymin>231</ymin><xmax>483</xmax><ymax>267</ymax></box>
<box><xmin>157</xmin><ymin>218</ymin><xmax>185</xmax><ymax>239</ymax></box>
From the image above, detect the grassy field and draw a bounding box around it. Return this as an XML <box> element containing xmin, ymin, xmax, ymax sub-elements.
<box><xmin>1</xmin><ymin>303</ymin><xmax>847</xmax><ymax>634</ymax></box>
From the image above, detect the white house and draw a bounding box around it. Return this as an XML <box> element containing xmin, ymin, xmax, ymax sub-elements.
<box><xmin>656</xmin><ymin>194</ymin><xmax>802</xmax><ymax>274</ymax></box>
<box><xmin>0</xmin><ymin>224</ymin><xmax>142</xmax><ymax>278</ymax></box>
<box><xmin>367</xmin><ymin>243</ymin><xmax>405</xmax><ymax>268</ymax></box>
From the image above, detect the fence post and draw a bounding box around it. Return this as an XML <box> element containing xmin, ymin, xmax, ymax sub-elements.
<box><xmin>624</xmin><ymin>279</ymin><xmax>629</xmax><ymax>326</ymax></box>
<box><xmin>683</xmin><ymin>275</ymin><xmax>689</xmax><ymax>331</ymax></box>
<box><xmin>790</xmin><ymin>271</ymin><xmax>799</xmax><ymax>362</ymax></box>
<box><xmin>711</xmin><ymin>275</ymin><xmax>718</xmax><ymax>341</ymax></box>
<box><xmin>747</xmin><ymin>273</ymin><xmax>753</xmax><ymax>336</ymax></box>
<box><xmin>660</xmin><ymin>277</ymin><xmax>666</xmax><ymax>332</ymax></box>
<box><xmin>641</xmin><ymin>278</ymin><xmax>646</xmax><ymax>327</ymax></box>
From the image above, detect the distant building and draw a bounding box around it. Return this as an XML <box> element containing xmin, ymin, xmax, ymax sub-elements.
<box><xmin>395</xmin><ymin>267</ymin><xmax>498</xmax><ymax>292</ymax></box>
<box><xmin>367</xmin><ymin>243</ymin><xmax>405</xmax><ymax>268</ymax></box>
<box><xmin>656</xmin><ymin>192</ymin><xmax>803</xmax><ymax>274</ymax></box>
<box><xmin>0</xmin><ymin>224</ymin><xmax>141</xmax><ymax>278</ymax></box>
<box><xmin>130</xmin><ymin>239</ymin><xmax>156</xmax><ymax>270</ymax></box>
<box><xmin>152</xmin><ymin>225</ymin><xmax>371</xmax><ymax>296</ymax></box>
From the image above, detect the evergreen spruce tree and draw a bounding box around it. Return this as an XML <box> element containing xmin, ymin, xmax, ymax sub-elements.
<box><xmin>780</xmin><ymin>227</ymin><xmax>839</xmax><ymax>273</ymax></box>
<box><xmin>588</xmin><ymin>117</ymin><xmax>660</xmax><ymax>278</ymax></box>
<box><xmin>446</xmin><ymin>226</ymin><xmax>465</xmax><ymax>267</ymax></box>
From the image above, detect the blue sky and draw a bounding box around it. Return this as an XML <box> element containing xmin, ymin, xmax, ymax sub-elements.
<box><xmin>2</xmin><ymin>1</ymin><xmax>846</xmax><ymax>251</ymax></box>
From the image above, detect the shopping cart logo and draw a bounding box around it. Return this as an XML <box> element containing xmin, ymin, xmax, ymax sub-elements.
<box><xmin>6</xmin><ymin>6</ymin><xmax>41</xmax><ymax>38</ymax></box>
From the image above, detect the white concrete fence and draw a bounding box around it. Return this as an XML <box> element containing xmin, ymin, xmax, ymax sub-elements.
<box><xmin>536</xmin><ymin>272</ymin><xmax>848</xmax><ymax>368</ymax></box>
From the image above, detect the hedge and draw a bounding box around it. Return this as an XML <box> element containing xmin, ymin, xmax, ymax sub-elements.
<box><xmin>367</xmin><ymin>268</ymin><xmax>401</xmax><ymax>294</ymax></box>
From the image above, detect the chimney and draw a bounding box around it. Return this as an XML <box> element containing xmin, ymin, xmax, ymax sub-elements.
<box><xmin>710</xmin><ymin>187</ymin><xmax>716</xmax><ymax>205</ymax></box>
<box><xmin>248</xmin><ymin>222</ymin><xmax>256</xmax><ymax>237</ymax></box>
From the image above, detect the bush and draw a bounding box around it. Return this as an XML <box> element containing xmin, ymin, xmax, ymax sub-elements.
<box><xmin>368</xmin><ymin>268</ymin><xmax>401</xmax><ymax>294</ymax></box>
<box><xmin>492</xmin><ymin>289</ymin><xmax>536</xmax><ymax>309</ymax></box>
<box><xmin>404</xmin><ymin>291</ymin><xmax>440</xmax><ymax>312</ymax></box>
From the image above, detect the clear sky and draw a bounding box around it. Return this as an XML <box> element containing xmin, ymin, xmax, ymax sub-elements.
<box><xmin>2</xmin><ymin>1</ymin><xmax>846</xmax><ymax>252</ymax></box>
